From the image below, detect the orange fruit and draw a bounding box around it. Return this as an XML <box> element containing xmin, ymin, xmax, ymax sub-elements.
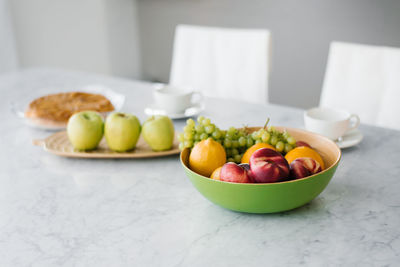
<box><xmin>284</xmin><ymin>146</ymin><xmax>325</xmax><ymax>170</ymax></box>
<box><xmin>210</xmin><ymin>167</ymin><xmax>222</xmax><ymax>180</ymax></box>
<box><xmin>241</xmin><ymin>143</ymin><xmax>276</xmax><ymax>164</ymax></box>
<box><xmin>189</xmin><ymin>138</ymin><xmax>226</xmax><ymax>177</ymax></box>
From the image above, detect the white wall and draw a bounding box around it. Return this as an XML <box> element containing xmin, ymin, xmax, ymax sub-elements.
<box><xmin>137</xmin><ymin>0</ymin><xmax>400</xmax><ymax>109</ymax></box>
<box><xmin>0</xmin><ymin>0</ymin><xmax>18</xmax><ymax>73</ymax></box>
<box><xmin>10</xmin><ymin>0</ymin><xmax>141</xmax><ymax>78</ymax></box>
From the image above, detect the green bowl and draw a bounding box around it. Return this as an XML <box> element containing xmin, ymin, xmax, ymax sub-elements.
<box><xmin>180</xmin><ymin>127</ymin><xmax>341</xmax><ymax>213</ymax></box>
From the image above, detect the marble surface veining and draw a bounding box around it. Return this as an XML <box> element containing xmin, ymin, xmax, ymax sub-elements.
<box><xmin>0</xmin><ymin>69</ymin><xmax>399</xmax><ymax>266</ymax></box>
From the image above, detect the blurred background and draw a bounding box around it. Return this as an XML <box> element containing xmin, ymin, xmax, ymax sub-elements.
<box><xmin>1</xmin><ymin>0</ymin><xmax>400</xmax><ymax>108</ymax></box>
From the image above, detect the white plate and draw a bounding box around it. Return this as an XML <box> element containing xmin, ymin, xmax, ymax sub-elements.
<box><xmin>10</xmin><ymin>84</ymin><xmax>125</xmax><ymax>131</ymax></box>
<box><xmin>144</xmin><ymin>103</ymin><xmax>204</xmax><ymax>119</ymax></box>
<box><xmin>336</xmin><ymin>129</ymin><xmax>363</xmax><ymax>149</ymax></box>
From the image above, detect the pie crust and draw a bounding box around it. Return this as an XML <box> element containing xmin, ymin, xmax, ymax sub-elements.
<box><xmin>25</xmin><ymin>92</ymin><xmax>114</xmax><ymax>127</ymax></box>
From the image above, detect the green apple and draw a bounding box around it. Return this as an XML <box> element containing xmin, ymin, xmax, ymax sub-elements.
<box><xmin>142</xmin><ymin>115</ymin><xmax>175</xmax><ymax>151</ymax></box>
<box><xmin>67</xmin><ymin>111</ymin><xmax>104</xmax><ymax>150</ymax></box>
<box><xmin>104</xmin><ymin>112</ymin><xmax>141</xmax><ymax>152</ymax></box>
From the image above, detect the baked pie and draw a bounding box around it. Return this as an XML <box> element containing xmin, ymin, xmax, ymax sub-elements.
<box><xmin>25</xmin><ymin>92</ymin><xmax>114</xmax><ymax>127</ymax></box>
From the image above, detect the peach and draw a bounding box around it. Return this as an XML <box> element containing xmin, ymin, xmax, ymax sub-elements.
<box><xmin>220</xmin><ymin>162</ymin><xmax>251</xmax><ymax>183</ymax></box>
<box><xmin>296</xmin><ymin>141</ymin><xmax>311</xmax><ymax>148</ymax></box>
<box><xmin>210</xmin><ymin>167</ymin><xmax>222</xmax><ymax>180</ymax></box>
<box><xmin>289</xmin><ymin>157</ymin><xmax>322</xmax><ymax>179</ymax></box>
<box><xmin>238</xmin><ymin>163</ymin><xmax>250</xmax><ymax>171</ymax></box>
<box><xmin>238</xmin><ymin>163</ymin><xmax>255</xmax><ymax>183</ymax></box>
<box><xmin>249</xmin><ymin>148</ymin><xmax>290</xmax><ymax>183</ymax></box>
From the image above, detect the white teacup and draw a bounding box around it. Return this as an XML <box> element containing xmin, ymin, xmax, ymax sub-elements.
<box><xmin>304</xmin><ymin>107</ymin><xmax>360</xmax><ymax>140</ymax></box>
<box><xmin>153</xmin><ymin>84</ymin><xmax>203</xmax><ymax>114</ymax></box>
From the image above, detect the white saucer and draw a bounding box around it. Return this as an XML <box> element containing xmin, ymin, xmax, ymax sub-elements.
<box><xmin>144</xmin><ymin>103</ymin><xmax>204</xmax><ymax>119</ymax></box>
<box><xmin>335</xmin><ymin>129</ymin><xmax>363</xmax><ymax>149</ymax></box>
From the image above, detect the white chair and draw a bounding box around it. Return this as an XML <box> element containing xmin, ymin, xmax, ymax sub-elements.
<box><xmin>0</xmin><ymin>0</ymin><xmax>18</xmax><ymax>73</ymax></box>
<box><xmin>320</xmin><ymin>42</ymin><xmax>400</xmax><ymax>130</ymax></box>
<box><xmin>169</xmin><ymin>24</ymin><xmax>271</xmax><ymax>104</ymax></box>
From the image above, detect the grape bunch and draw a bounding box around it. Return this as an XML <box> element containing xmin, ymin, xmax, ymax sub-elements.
<box><xmin>178</xmin><ymin>116</ymin><xmax>224</xmax><ymax>150</ymax></box>
<box><xmin>248</xmin><ymin>125</ymin><xmax>296</xmax><ymax>154</ymax></box>
<box><xmin>222</xmin><ymin>126</ymin><xmax>251</xmax><ymax>163</ymax></box>
<box><xmin>178</xmin><ymin>116</ymin><xmax>297</xmax><ymax>163</ymax></box>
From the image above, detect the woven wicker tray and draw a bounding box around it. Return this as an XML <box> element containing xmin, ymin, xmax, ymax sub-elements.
<box><xmin>33</xmin><ymin>131</ymin><xmax>180</xmax><ymax>158</ymax></box>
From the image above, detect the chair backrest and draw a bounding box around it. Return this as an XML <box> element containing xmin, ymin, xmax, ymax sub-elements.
<box><xmin>320</xmin><ymin>42</ymin><xmax>400</xmax><ymax>130</ymax></box>
<box><xmin>0</xmin><ymin>0</ymin><xmax>18</xmax><ymax>73</ymax></box>
<box><xmin>169</xmin><ymin>24</ymin><xmax>271</xmax><ymax>104</ymax></box>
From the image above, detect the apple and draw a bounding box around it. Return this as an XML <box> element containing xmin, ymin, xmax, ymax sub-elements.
<box><xmin>249</xmin><ymin>148</ymin><xmax>290</xmax><ymax>183</ymax></box>
<box><xmin>296</xmin><ymin>141</ymin><xmax>311</xmax><ymax>148</ymax></box>
<box><xmin>289</xmin><ymin>157</ymin><xmax>322</xmax><ymax>179</ymax></box>
<box><xmin>142</xmin><ymin>115</ymin><xmax>175</xmax><ymax>151</ymax></box>
<box><xmin>220</xmin><ymin>162</ymin><xmax>251</xmax><ymax>183</ymax></box>
<box><xmin>104</xmin><ymin>112</ymin><xmax>141</xmax><ymax>152</ymax></box>
<box><xmin>67</xmin><ymin>111</ymin><xmax>104</xmax><ymax>150</ymax></box>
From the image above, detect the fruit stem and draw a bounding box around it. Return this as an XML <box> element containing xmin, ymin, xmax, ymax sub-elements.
<box><xmin>263</xmin><ymin>118</ymin><xmax>270</xmax><ymax>130</ymax></box>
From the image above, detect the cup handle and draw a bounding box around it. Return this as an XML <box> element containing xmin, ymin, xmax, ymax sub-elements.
<box><xmin>346</xmin><ymin>114</ymin><xmax>360</xmax><ymax>132</ymax></box>
<box><xmin>191</xmin><ymin>92</ymin><xmax>203</xmax><ymax>106</ymax></box>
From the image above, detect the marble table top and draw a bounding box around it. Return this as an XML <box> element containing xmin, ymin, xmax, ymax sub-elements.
<box><xmin>0</xmin><ymin>69</ymin><xmax>399</xmax><ymax>266</ymax></box>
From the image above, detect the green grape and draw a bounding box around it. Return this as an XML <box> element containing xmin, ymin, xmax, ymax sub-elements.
<box><xmin>255</xmin><ymin>139</ymin><xmax>262</xmax><ymax>144</ymax></box>
<box><xmin>270</xmin><ymin>136</ymin><xmax>278</xmax><ymax>145</ymax></box>
<box><xmin>251</xmin><ymin>131</ymin><xmax>262</xmax><ymax>140</ymax></box>
<box><xmin>205</xmin><ymin>125</ymin><xmax>215</xmax><ymax>134</ymax></box>
<box><xmin>225</xmin><ymin>132</ymin><xmax>234</xmax><ymax>139</ymax></box>
<box><xmin>183</xmin><ymin>125</ymin><xmax>193</xmax><ymax>133</ymax></box>
<box><xmin>284</xmin><ymin>143</ymin><xmax>293</xmax><ymax>153</ymax></box>
<box><xmin>184</xmin><ymin>132</ymin><xmax>193</xmax><ymax>140</ymax></box>
<box><xmin>232</xmin><ymin>140</ymin><xmax>239</xmax><ymax>148</ymax></box>
<box><xmin>226</xmin><ymin>149</ymin><xmax>232</xmax><ymax>157</ymax></box>
<box><xmin>186</xmin><ymin>118</ymin><xmax>195</xmax><ymax>126</ymax></box>
<box><xmin>184</xmin><ymin>140</ymin><xmax>193</xmax><ymax>148</ymax></box>
<box><xmin>178</xmin><ymin>133</ymin><xmax>184</xmax><ymax>142</ymax></box>
<box><xmin>194</xmin><ymin>141</ymin><xmax>199</xmax><ymax>146</ymax></box>
<box><xmin>216</xmin><ymin>140</ymin><xmax>222</xmax><ymax>145</ymax></box>
<box><xmin>238</xmin><ymin>136</ymin><xmax>246</xmax><ymax>147</ymax></box>
<box><xmin>246</xmin><ymin>137</ymin><xmax>254</xmax><ymax>147</ymax></box>
<box><xmin>197</xmin><ymin>116</ymin><xmax>205</xmax><ymax>123</ymax></box>
<box><xmin>201</xmin><ymin>118</ymin><xmax>210</xmax><ymax>126</ymax></box>
<box><xmin>212</xmin><ymin>130</ymin><xmax>222</xmax><ymax>139</ymax></box>
<box><xmin>234</xmin><ymin>154</ymin><xmax>242</xmax><ymax>163</ymax></box>
<box><xmin>195</xmin><ymin>124</ymin><xmax>204</xmax><ymax>133</ymax></box>
<box><xmin>261</xmin><ymin>132</ymin><xmax>270</xmax><ymax>143</ymax></box>
<box><xmin>276</xmin><ymin>141</ymin><xmax>284</xmax><ymax>152</ymax></box>
<box><xmin>287</xmin><ymin>136</ymin><xmax>296</xmax><ymax>145</ymax></box>
<box><xmin>224</xmin><ymin>139</ymin><xmax>232</xmax><ymax>148</ymax></box>
<box><xmin>231</xmin><ymin>148</ymin><xmax>239</xmax><ymax>156</ymax></box>
<box><xmin>268</xmin><ymin>126</ymin><xmax>276</xmax><ymax>132</ymax></box>
<box><xmin>227</xmin><ymin>157</ymin><xmax>235</xmax><ymax>162</ymax></box>
<box><xmin>228</xmin><ymin>127</ymin><xmax>236</xmax><ymax>135</ymax></box>
<box><xmin>179</xmin><ymin>143</ymin><xmax>185</xmax><ymax>150</ymax></box>
<box><xmin>194</xmin><ymin>133</ymin><xmax>201</xmax><ymax>141</ymax></box>
<box><xmin>220</xmin><ymin>130</ymin><xmax>227</xmax><ymax>139</ymax></box>
<box><xmin>282</xmin><ymin>130</ymin><xmax>290</xmax><ymax>139</ymax></box>
<box><xmin>200</xmin><ymin>133</ymin><xmax>208</xmax><ymax>140</ymax></box>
